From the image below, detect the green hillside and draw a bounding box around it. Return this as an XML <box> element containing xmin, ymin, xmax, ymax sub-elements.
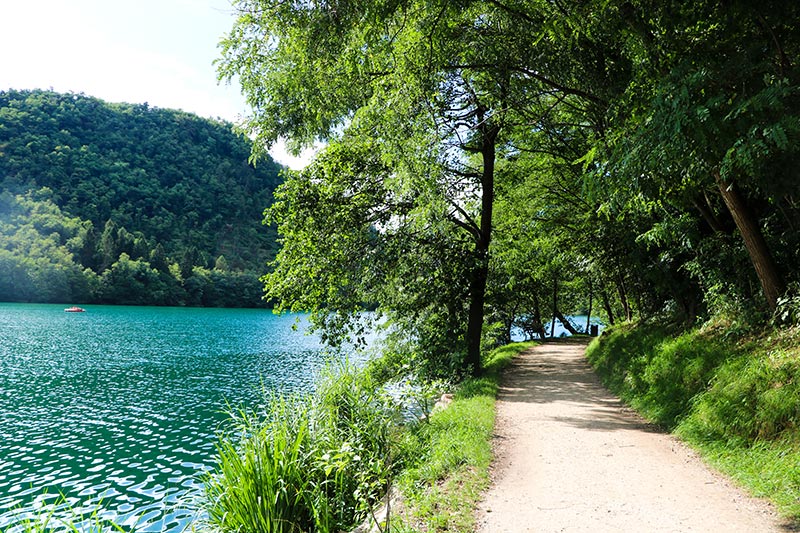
<box><xmin>0</xmin><ymin>89</ymin><xmax>283</xmax><ymax>306</ymax></box>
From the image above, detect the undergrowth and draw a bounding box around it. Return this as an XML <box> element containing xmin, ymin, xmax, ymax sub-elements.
<box><xmin>587</xmin><ymin>322</ymin><xmax>800</xmax><ymax>521</ymax></box>
<box><xmin>393</xmin><ymin>341</ymin><xmax>535</xmax><ymax>532</ymax></box>
<box><xmin>200</xmin><ymin>360</ymin><xmax>396</xmax><ymax>533</ymax></box>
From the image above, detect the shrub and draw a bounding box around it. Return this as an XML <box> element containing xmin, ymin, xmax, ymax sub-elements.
<box><xmin>774</xmin><ymin>282</ymin><xmax>800</xmax><ymax>326</ymax></box>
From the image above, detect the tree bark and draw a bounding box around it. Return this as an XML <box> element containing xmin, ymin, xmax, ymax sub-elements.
<box><xmin>601</xmin><ymin>287</ymin><xmax>615</xmax><ymax>325</ymax></box>
<box><xmin>503</xmin><ymin>305</ymin><xmax>516</xmax><ymax>346</ymax></box>
<box><xmin>466</xmin><ymin>261</ymin><xmax>488</xmax><ymax>372</ymax></box>
<box><xmin>616</xmin><ymin>269</ymin><xmax>632</xmax><ymax>321</ymax></box>
<box><xmin>465</xmin><ymin>118</ymin><xmax>499</xmax><ymax>375</ymax></box>
<box><xmin>585</xmin><ymin>276</ymin><xmax>593</xmax><ymax>334</ymax></box>
<box><xmin>555</xmin><ymin>308</ymin><xmax>580</xmax><ymax>335</ymax></box>
<box><xmin>713</xmin><ymin>170</ymin><xmax>784</xmax><ymax>310</ymax></box>
<box><xmin>530</xmin><ymin>291</ymin><xmax>547</xmax><ymax>340</ymax></box>
<box><xmin>550</xmin><ymin>274</ymin><xmax>558</xmax><ymax>338</ymax></box>
<box><xmin>693</xmin><ymin>195</ymin><xmax>728</xmax><ymax>234</ymax></box>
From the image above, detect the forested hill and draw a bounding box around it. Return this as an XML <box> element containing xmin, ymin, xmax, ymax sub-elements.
<box><xmin>0</xmin><ymin>89</ymin><xmax>283</xmax><ymax>306</ymax></box>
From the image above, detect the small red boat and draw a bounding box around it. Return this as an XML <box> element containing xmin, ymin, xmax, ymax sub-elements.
<box><xmin>64</xmin><ymin>306</ymin><xmax>86</xmax><ymax>313</ymax></box>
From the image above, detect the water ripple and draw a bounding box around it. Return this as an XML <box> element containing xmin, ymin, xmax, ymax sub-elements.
<box><xmin>0</xmin><ymin>304</ymin><xmax>334</xmax><ymax>532</ymax></box>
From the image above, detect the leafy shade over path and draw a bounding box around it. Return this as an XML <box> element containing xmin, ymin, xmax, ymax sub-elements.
<box><xmin>476</xmin><ymin>338</ymin><xmax>788</xmax><ymax>533</ymax></box>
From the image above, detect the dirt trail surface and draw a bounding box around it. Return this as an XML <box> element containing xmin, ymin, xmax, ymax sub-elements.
<box><xmin>476</xmin><ymin>338</ymin><xmax>788</xmax><ymax>533</ymax></box>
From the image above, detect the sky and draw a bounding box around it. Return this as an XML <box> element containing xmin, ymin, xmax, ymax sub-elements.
<box><xmin>0</xmin><ymin>0</ymin><xmax>313</xmax><ymax>169</ymax></box>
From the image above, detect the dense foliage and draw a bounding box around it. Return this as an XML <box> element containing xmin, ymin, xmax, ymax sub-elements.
<box><xmin>0</xmin><ymin>89</ymin><xmax>283</xmax><ymax>306</ymax></box>
<box><xmin>220</xmin><ymin>0</ymin><xmax>800</xmax><ymax>376</ymax></box>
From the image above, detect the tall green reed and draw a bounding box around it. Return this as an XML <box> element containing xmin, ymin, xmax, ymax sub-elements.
<box><xmin>200</xmin><ymin>360</ymin><xmax>397</xmax><ymax>533</ymax></box>
<box><xmin>4</xmin><ymin>497</ymin><xmax>126</xmax><ymax>533</ymax></box>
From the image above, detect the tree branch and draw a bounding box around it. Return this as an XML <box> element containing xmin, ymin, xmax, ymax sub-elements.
<box><xmin>513</xmin><ymin>67</ymin><xmax>606</xmax><ymax>105</ymax></box>
<box><xmin>446</xmin><ymin>199</ymin><xmax>482</xmax><ymax>241</ymax></box>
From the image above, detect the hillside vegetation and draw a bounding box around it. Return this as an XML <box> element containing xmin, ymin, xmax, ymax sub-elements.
<box><xmin>0</xmin><ymin>89</ymin><xmax>283</xmax><ymax>306</ymax></box>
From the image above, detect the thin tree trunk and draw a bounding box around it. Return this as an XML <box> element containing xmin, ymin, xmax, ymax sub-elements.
<box><xmin>601</xmin><ymin>286</ymin><xmax>615</xmax><ymax>326</ymax></box>
<box><xmin>777</xmin><ymin>200</ymin><xmax>796</xmax><ymax>232</ymax></box>
<box><xmin>693</xmin><ymin>195</ymin><xmax>728</xmax><ymax>234</ymax></box>
<box><xmin>555</xmin><ymin>308</ymin><xmax>580</xmax><ymax>335</ymax></box>
<box><xmin>713</xmin><ymin>170</ymin><xmax>784</xmax><ymax>309</ymax></box>
<box><xmin>531</xmin><ymin>290</ymin><xmax>546</xmax><ymax>340</ymax></box>
<box><xmin>503</xmin><ymin>305</ymin><xmax>516</xmax><ymax>346</ymax></box>
<box><xmin>586</xmin><ymin>276</ymin><xmax>593</xmax><ymax>334</ymax></box>
<box><xmin>465</xmin><ymin>119</ymin><xmax>499</xmax><ymax>375</ymax></box>
<box><xmin>616</xmin><ymin>270</ymin><xmax>632</xmax><ymax>321</ymax></box>
<box><xmin>550</xmin><ymin>274</ymin><xmax>558</xmax><ymax>338</ymax></box>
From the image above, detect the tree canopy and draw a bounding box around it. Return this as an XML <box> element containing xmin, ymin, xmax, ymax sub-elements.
<box><xmin>220</xmin><ymin>0</ymin><xmax>800</xmax><ymax>377</ymax></box>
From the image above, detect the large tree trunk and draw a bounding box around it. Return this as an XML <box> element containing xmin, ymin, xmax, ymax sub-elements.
<box><xmin>713</xmin><ymin>170</ymin><xmax>784</xmax><ymax>309</ymax></box>
<box><xmin>466</xmin><ymin>263</ymin><xmax>488</xmax><ymax>372</ymax></box>
<box><xmin>465</xmin><ymin>120</ymin><xmax>500</xmax><ymax>375</ymax></box>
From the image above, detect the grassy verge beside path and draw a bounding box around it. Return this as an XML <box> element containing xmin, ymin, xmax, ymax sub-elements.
<box><xmin>393</xmin><ymin>342</ymin><xmax>535</xmax><ymax>532</ymax></box>
<box><xmin>586</xmin><ymin>322</ymin><xmax>800</xmax><ymax>523</ymax></box>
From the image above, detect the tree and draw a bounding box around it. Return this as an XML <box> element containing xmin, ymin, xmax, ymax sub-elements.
<box><xmin>221</xmin><ymin>0</ymin><xmax>613</xmax><ymax>374</ymax></box>
<box><xmin>214</xmin><ymin>255</ymin><xmax>229</xmax><ymax>272</ymax></box>
<box><xmin>98</xmin><ymin>219</ymin><xmax>121</xmax><ymax>272</ymax></box>
<box><xmin>599</xmin><ymin>0</ymin><xmax>800</xmax><ymax>311</ymax></box>
<box><xmin>149</xmin><ymin>243</ymin><xmax>170</xmax><ymax>273</ymax></box>
<box><xmin>221</xmin><ymin>0</ymin><xmax>800</xmax><ymax>373</ymax></box>
<box><xmin>0</xmin><ymin>190</ymin><xmax>98</xmax><ymax>303</ymax></box>
<box><xmin>98</xmin><ymin>253</ymin><xmax>165</xmax><ymax>305</ymax></box>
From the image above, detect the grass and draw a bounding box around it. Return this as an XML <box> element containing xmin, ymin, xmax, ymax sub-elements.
<box><xmin>200</xmin><ymin>360</ymin><xmax>396</xmax><ymax>533</ymax></box>
<box><xmin>392</xmin><ymin>341</ymin><xmax>536</xmax><ymax>532</ymax></box>
<box><xmin>680</xmin><ymin>437</ymin><xmax>800</xmax><ymax>518</ymax></box>
<box><xmin>2</xmin><ymin>498</ymin><xmax>126</xmax><ymax>533</ymax></box>
<box><xmin>587</xmin><ymin>322</ymin><xmax>800</xmax><ymax>523</ymax></box>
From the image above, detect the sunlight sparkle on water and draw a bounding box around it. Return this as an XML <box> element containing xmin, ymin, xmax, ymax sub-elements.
<box><xmin>0</xmin><ymin>304</ymin><xmax>332</xmax><ymax>532</ymax></box>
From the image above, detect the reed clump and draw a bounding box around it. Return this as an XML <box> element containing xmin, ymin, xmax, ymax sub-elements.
<box><xmin>200</xmin><ymin>361</ymin><xmax>397</xmax><ymax>533</ymax></box>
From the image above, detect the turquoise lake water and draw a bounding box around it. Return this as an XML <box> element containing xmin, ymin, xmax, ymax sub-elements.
<box><xmin>0</xmin><ymin>304</ymin><xmax>333</xmax><ymax>532</ymax></box>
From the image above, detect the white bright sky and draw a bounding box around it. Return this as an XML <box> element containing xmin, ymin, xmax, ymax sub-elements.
<box><xmin>0</xmin><ymin>0</ymin><xmax>313</xmax><ymax>169</ymax></box>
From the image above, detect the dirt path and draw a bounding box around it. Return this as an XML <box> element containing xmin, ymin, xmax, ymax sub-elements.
<box><xmin>476</xmin><ymin>338</ymin><xmax>789</xmax><ymax>533</ymax></box>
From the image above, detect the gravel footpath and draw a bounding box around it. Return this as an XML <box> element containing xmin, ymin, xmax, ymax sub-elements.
<box><xmin>476</xmin><ymin>338</ymin><xmax>790</xmax><ymax>533</ymax></box>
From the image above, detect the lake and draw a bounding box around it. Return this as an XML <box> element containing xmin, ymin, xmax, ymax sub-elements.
<box><xmin>0</xmin><ymin>304</ymin><xmax>336</xmax><ymax>532</ymax></box>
